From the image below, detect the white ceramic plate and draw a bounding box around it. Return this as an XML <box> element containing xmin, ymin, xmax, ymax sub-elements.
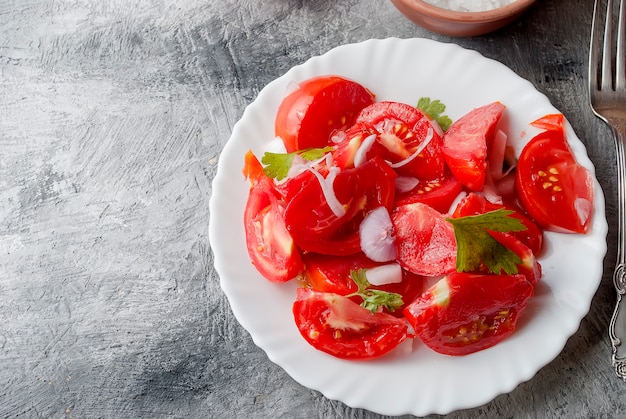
<box><xmin>209</xmin><ymin>38</ymin><xmax>608</xmax><ymax>416</ymax></box>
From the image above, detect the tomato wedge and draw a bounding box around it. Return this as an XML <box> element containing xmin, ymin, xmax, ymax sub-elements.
<box><xmin>452</xmin><ymin>192</ymin><xmax>543</xmax><ymax>256</ymax></box>
<box><xmin>302</xmin><ymin>252</ymin><xmax>425</xmax><ymax>315</ymax></box>
<box><xmin>488</xmin><ymin>231</ymin><xmax>542</xmax><ymax>285</ymax></box>
<box><xmin>355</xmin><ymin>101</ymin><xmax>446</xmax><ymax>180</ymax></box>
<box><xmin>442</xmin><ymin>102</ymin><xmax>505</xmax><ymax>191</ymax></box>
<box><xmin>404</xmin><ymin>272</ymin><xmax>533</xmax><ymax>356</ymax></box>
<box><xmin>284</xmin><ymin>155</ymin><xmax>396</xmax><ymax>255</ymax></box>
<box><xmin>293</xmin><ymin>288</ymin><xmax>408</xmax><ymax>360</ymax></box>
<box><xmin>395</xmin><ymin>173</ymin><xmax>463</xmax><ymax>213</ymax></box>
<box><xmin>530</xmin><ymin>113</ymin><xmax>564</xmax><ymax>131</ymax></box>
<box><xmin>275</xmin><ymin>76</ymin><xmax>375</xmax><ymax>152</ymax></box>
<box><xmin>392</xmin><ymin>202</ymin><xmax>457</xmax><ymax>277</ymax></box>
<box><xmin>242</xmin><ymin>151</ymin><xmax>303</xmax><ymax>282</ymax></box>
<box><xmin>515</xmin><ymin>115</ymin><xmax>594</xmax><ymax>234</ymax></box>
<box><xmin>331</xmin><ymin>123</ymin><xmax>377</xmax><ymax>169</ymax></box>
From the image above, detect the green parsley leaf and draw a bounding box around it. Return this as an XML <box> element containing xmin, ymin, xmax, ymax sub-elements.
<box><xmin>417</xmin><ymin>97</ymin><xmax>453</xmax><ymax>131</ymax></box>
<box><xmin>261</xmin><ymin>152</ymin><xmax>295</xmax><ymax>180</ymax></box>
<box><xmin>261</xmin><ymin>147</ymin><xmax>332</xmax><ymax>180</ymax></box>
<box><xmin>348</xmin><ymin>269</ymin><xmax>404</xmax><ymax>314</ymax></box>
<box><xmin>446</xmin><ymin>209</ymin><xmax>527</xmax><ymax>275</ymax></box>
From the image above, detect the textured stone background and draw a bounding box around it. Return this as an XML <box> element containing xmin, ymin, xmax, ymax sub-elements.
<box><xmin>0</xmin><ymin>0</ymin><xmax>624</xmax><ymax>417</ymax></box>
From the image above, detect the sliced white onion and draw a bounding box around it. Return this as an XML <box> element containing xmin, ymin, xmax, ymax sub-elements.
<box><xmin>574</xmin><ymin>197</ymin><xmax>593</xmax><ymax>227</ymax></box>
<box><xmin>280</xmin><ymin>154</ymin><xmax>310</xmax><ymax>182</ymax></box>
<box><xmin>395</xmin><ymin>176</ymin><xmax>420</xmax><ymax>193</ymax></box>
<box><xmin>388</xmin><ymin>127</ymin><xmax>434</xmax><ymax>169</ymax></box>
<box><xmin>330</xmin><ymin>130</ymin><xmax>346</xmax><ymax>144</ymax></box>
<box><xmin>428</xmin><ymin>118</ymin><xmax>445</xmax><ymax>137</ymax></box>
<box><xmin>489</xmin><ymin>129</ymin><xmax>508</xmax><ymax>180</ymax></box>
<box><xmin>482</xmin><ymin>181</ymin><xmax>503</xmax><ymax>205</ymax></box>
<box><xmin>365</xmin><ymin>263</ymin><xmax>403</xmax><ymax>286</ymax></box>
<box><xmin>277</xmin><ymin>152</ymin><xmax>330</xmax><ymax>184</ymax></box>
<box><xmin>482</xmin><ymin>170</ymin><xmax>503</xmax><ymax>205</ymax></box>
<box><xmin>353</xmin><ymin>134</ymin><xmax>377</xmax><ymax>167</ymax></box>
<box><xmin>446</xmin><ymin>190</ymin><xmax>468</xmax><ymax>215</ymax></box>
<box><xmin>306</xmin><ymin>164</ymin><xmax>346</xmax><ymax>218</ymax></box>
<box><xmin>359</xmin><ymin>206</ymin><xmax>397</xmax><ymax>262</ymax></box>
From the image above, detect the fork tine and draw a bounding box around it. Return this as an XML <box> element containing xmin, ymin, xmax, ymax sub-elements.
<box><xmin>617</xmin><ymin>0</ymin><xmax>626</xmax><ymax>90</ymax></box>
<box><xmin>602</xmin><ymin>0</ymin><xmax>614</xmax><ymax>91</ymax></box>
<box><xmin>590</xmin><ymin>0</ymin><xmax>604</xmax><ymax>93</ymax></box>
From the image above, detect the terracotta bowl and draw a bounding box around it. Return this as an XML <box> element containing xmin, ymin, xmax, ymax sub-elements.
<box><xmin>390</xmin><ymin>0</ymin><xmax>536</xmax><ymax>37</ymax></box>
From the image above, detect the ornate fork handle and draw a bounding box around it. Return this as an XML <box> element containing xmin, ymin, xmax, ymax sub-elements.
<box><xmin>611</xmin><ymin>264</ymin><xmax>626</xmax><ymax>379</ymax></box>
<box><xmin>608</xmin><ymin>119</ymin><xmax>626</xmax><ymax>380</ymax></box>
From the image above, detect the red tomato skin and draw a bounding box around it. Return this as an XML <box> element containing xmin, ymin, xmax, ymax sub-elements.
<box><xmin>284</xmin><ymin>155</ymin><xmax>396</xmax><ymax>255</ymax></box>
<box><xmin>395</xmin><ymin>174</ymin><xmax>463</xmax><ymax>214</ymax></box>
<box><xmin>243</xmin><ymin>151</ymin><xmax>304</xmax><ymax>282</ymax></box>
<box><xmin>302</xmin><ymin>252</ymin><xmax>425</xmax><ymax>316</ymax></box>
<box><xmin>293</xmin><ymin>288</ymin><xmax>408</xmax><ymax>360</ymax></box>
<box><xmin>355</xmin><ymin>101</ymin><xmax>447</xmax><ymax>180</ymax></box>
<box><xmin>392</xmin><ymin>202</ymin><xmax>457</xmax><ymax>277</ymax></box>
<box><xmin>488</xmin><ymin>231</ymin><xmax>542</xmax><ymax>285</ymax></box>
<box><xmin>331</xmin><ymin>123</ymin><xmax>376</xmax><ymax>169</ymax></box>
<box><xmin>275</xmin><ymin>76</ymin><xmax>375</xmax><ymax>152</ymax></box>
<box><xmin>294</xmin><ymin>232</ymin><xmax>362</xmax><ymax>256</ymax></box>
<box><xmin>404</xmin><ymin>272</ymin><xmax>533</xmax><ymax>356</ymax></box>
<box><xmin>242</xmin><ymin>148</ymin><xmax>268</xmax><ymax>183</ymax></box>
<box><xmin>452</xmin><ymin>192</ymin><xmax>544</xmax><ymax>256</ymax></box>
<box><xmin>530</xmin><ymin>113</ymin><xmax>565</xmax><ymax>132</ymax></box>
<box><xmin>515</xmin><ymin>128</ymin><xmax>594</xmax><ymax>234</ymax></box>
<box><xmin>442</xmin><ymin>102</ymin><xmax>505</xmax><ymax>191</ymax></box>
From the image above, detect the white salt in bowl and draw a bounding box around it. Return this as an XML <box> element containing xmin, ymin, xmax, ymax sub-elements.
<box><xmin>390</xmin><ymin>0</ymin><xmax>536</xmax><ymax>36</ymax></box>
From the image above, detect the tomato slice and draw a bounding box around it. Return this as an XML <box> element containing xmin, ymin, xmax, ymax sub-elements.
<box><xmin>442</xmin><ymin>102</ymin><xmax>505</xmax><ymax>191</ymax></box>
<box><xmin>275</xmin><ymin>76</ymin><xmax>375</xmax><ymax>152</ymax></box>
<box><xmin>452</xmin><ymin>192</ymin><xmax>544</xmax><ymax>256</ymax></box>
<box><xmin>515</xmin><ymin>123</ymin><xmax>594</xmax><ymax>234</ymax></box>
<box><xmin>243</xmin><ymin>151</ymin><xmax>304</xmax><ymax>282</ymax></box>
<box><xmin>395</xmin><ymin>173</ymin><xmax>463</xmax><ymax>213</ymax></box>
<box><xmin>530</xmin><ymin>113</ymin><xmax>565</xmax><ymax>132</ymax></box>
<box><xmin>404</xmin><ymin>272</ymin><xmax>533</xmax><ymax>356</ymax></box>
<box><xmin>488</xmin><ymin>231</ymin><xmax>542</xmax><ymax>285</ymax></box>
<box><xmin>392</xmin><ymin>202</ymin><xmax>457</xmax><ymax>277</ymax></box>
<box><xmin>355</xmin><ymin>101</ymin><xmax>446</xmax><ymax>180</ymax></box>
<box><xmin>284</xmin><ymin>155</ymin><xmax>396</xmax><ymax>255</ymax></box>
<box><xmin>302</xmin><ymin>252</ymin><xmax>425</xmax><ymax>315</ymax></box>
<box><xmin>331</xmin><ymin>123</ymin><xmax>377</xmax><ymax>169</ymax></box>
<box><xmin>292</xmin><ymin>288</ymin><xmax>408</xmax><ymax>359</ymax></box>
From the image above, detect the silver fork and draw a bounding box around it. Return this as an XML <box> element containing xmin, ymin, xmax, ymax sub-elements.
<box><xmin>589</xmin><ymin>0</ymin><xmax>626</xmax><ymax>380</ymax></box>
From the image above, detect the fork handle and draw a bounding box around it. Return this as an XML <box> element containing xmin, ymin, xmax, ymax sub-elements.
<box><xmin>609</xmin><ymin>125</ymin><xmax>626</xmax><ymax>380</ymax></box>
<box><xmin>610</xmin><ymin>264</ymin><xmax>626</xmax><ymax>379</ymax></box>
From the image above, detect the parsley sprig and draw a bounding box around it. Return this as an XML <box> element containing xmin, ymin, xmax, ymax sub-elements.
<box><xmin>446</xmin><ymin>209</ymin><xmax>527</xmax><ymax>275</ymax></box>
<box><xmin>348</xmin><ymin>269</ymin><xmax>404</xmax><ymax>314</ymax></box>
<box><xmin>417</xmin><ymin>97</ymin><xmax>453</xmax><ymax>131</ymax></box>
<box><xmin>261</xmin><ymin>147</ymin><xmax>333</xmax><ymax>180</ymax></box>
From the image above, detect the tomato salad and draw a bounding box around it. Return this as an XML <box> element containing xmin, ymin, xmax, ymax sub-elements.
<box><xmin>242</xmin><ymin>75</ymin><xmax>594</xmax><ymax>360</ymax></box>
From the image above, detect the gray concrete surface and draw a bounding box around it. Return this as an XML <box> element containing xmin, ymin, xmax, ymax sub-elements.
<box><xmin>0</xmin><ymin>0</ymin><xmax>623</xmax><ymax>417</ymax></box>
